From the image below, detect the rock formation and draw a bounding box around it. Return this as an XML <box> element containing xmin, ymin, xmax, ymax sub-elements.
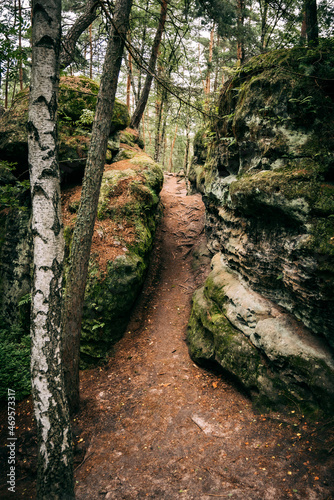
<box><xmin>0</xmin><ymin>75</ymin><xmax>130</xmax><ymax>182</ymax></box>
<box><xmin>0</xmin><ymin>77</ymin><xmax>163</xmax><ymax>382</ymax></box>
<box><xmin>188</xmin><ymin>42</ymin><xmax>334</xmax><ymax>414</ymax></box>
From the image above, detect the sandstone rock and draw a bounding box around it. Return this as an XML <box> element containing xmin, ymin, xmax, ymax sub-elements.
<box><xmin>189</xmin><ymin>43</ymin><xmax>334</xmax><ymax>348</ymax></box>
<box><xmin>188</xmin><ymin>254</ymin><xmax>334</xmax><ymax>414</ymax></box>
<box><xmin>77</xmin><ymin>154</ymin><xmax>164</xmax><ymax>364</ymax></box>
<box><xmin>0</xmin><ymin>75</ymin><xmax>130</xmax><ymax>182</ymax></box>
<box><xmin>188</xmin><ymin>43</ymin><xmax>334</xmax><ymax>413</ymax></box>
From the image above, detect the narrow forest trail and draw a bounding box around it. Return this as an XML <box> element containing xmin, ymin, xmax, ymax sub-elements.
<box><xmin>74</xmin><ymin>175</ymin><xmax>333</xmax><ymax>500</ymax></box>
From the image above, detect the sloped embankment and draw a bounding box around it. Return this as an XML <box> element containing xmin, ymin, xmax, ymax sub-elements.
<box><xmin>188</xmin><ymin>42</ymin><xmax>334</xmax><ymax>414</ymax></box>
<box><xmin>62</xmin><ymin>152</ymin><xmax>163</xmax><ymax>365</ymax></box>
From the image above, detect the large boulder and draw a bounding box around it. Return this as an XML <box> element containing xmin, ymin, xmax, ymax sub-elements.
<box><xmin>188</xmin><ymin>41</ymin><xmax>334</xmax><ymax>414</ymax></box>
<box><xmin>63</xmin><ymin>153</ymin><xmax>163</xmax><ymax>364</ymax></box>
<box><xmin>188</xmin><ymin>254</ymin><xmax>334</xmax><ymax>414</ymax></box>
<box><xmin>0</xmin><ymin>75</ymin><xmax>130</xmax><ymax>181</ymax></box>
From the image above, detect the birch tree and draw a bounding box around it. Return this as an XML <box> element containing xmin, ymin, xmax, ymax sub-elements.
<box><xmin>27</xmin><ymin>0</ymin><xmax>74</xmax><ymax>497</ymax></box>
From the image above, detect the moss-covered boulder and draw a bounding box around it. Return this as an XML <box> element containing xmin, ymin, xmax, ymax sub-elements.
<box><xmin>189</xmin><ymin>41</ymin><xmax>334</xmax><ymax>348</ymax></box>
<box><xmin>188</xmin><ymin>254</ymin><xmax>334</xmax><ymax>415</ymax></box>
<box><xmin>0</xmin><ymin>75</ymin><xmax>130</xmax><ymax>180</ymax></box>
<box><xmin>63</xmin><ymin>153</ymin><xmax>163</xmax><ymax>364</ymax></box>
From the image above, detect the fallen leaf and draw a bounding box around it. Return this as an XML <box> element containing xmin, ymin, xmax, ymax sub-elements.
<box><xmin>212</xmin><ymin>382</ymin><xmax>218</xmax><ymax>389</ymax></box>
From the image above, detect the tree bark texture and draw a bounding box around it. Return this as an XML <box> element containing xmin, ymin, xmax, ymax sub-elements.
<box><xmin>205</xmin><ymin>25</ymin><xmax>214</xmax><ymax>95</ymax></box>
<box><xmin>305</xmin><ymin>0</ymin><xmax>318</xmax><ymax>46</ymax></box>
<box><xmin>130</xmin><ymin>0</ymin><xmax>168</xmax><ymax>129</ymax></box>
<box><xmin>60</xmin><ymin>0</ymin><xmax>99</xmax><ymax>70</ymax></box>
<box><xmin>237</xmin><ymin>0</ymin><xmax>245</xmax><ymax>65</ymax></box>
<box><xmin>260</xmin><ymin>0</ymin><xmax>269</xmax><ymax>51</ymax></box>
<box><xmin>27</xmin><ymin>0</ymin><xmax>74</xmax><ymax>498</ymax></box>
<box><xmin>62</xmin><ymin>0</ymin><xmax>133</xmax><ymax>414</ymax></box>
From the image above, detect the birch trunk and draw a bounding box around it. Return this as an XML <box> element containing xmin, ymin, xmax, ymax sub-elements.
<box><xmin>27</xmin><ymin>0</ymin><xmax>74</xmax><ymax>497</ymax></box>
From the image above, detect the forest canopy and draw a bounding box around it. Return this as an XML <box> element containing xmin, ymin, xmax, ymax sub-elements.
<box><xmin>1</xmin><ymin>0</ymin><xmax>334</xmax><ymax>171</ymax></box>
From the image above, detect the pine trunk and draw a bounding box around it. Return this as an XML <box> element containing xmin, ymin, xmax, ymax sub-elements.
<box><xmin>27</xmin><ymin>0</ymin><xmax>74</xmax><ymax>497</ymax></box>
<box><xmin>89</xmin><ymin>23</ymin><xmax>93</xmax><ymax>79</ymax></box>
<box><xmin>62</xmin><ymin>0</ymin><xmax>133</xmax><ymax>414</ymax></box>
<box><xmin>305</xmin><ymin>0</ymin><xmax>318</xmax><ymax>46</ymax></box>
<box><xmin>205</xmin><ymin>26</ymin><xmax>214</xmax><ymax>95</ymax></box>
<box><xmin>18</xmin><ymin>0</ymin><xmax>23</xmax><ymax>91</ymax></box>
<box><xmin>130</xmin><ymin>0</ymin><xmax>168</xmax><ymax>129</ymax></box>
<box><xmin>237</xmin><ymin>0</ymin><xmax>245</xmax><ymax>65</ymax></box>
<box><xmin>260</xmin><ymin>0</ymin><xmax>269</xmax><ymax>51</ymax></box>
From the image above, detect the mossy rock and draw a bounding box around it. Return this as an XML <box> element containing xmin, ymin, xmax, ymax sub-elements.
<box><xmin>188</xmin><ymin>256</ymin><xmax>334</xmax><ymax>415</ymax></box>
<box><xmin>80</xmin><ymin>252</ymin><xmax>146</xmax><ymax>364</ymax></box>
<box><xmin>190</xmin><ymin>41</ymin><xmax>334</xmax><ymax>345</ymax></box>
<box><xmin>65</xmin><ymin>153</ymin><xmax>164</xmax><ymax>364</ymax></box>
<box><xmin>0</xmin><ymin>76</ymin><xmax>130</xmax><ymax>177</ymax></box>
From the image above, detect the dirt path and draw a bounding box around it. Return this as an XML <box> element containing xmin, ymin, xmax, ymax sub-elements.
<box><xmin>1</xmin><ymin>175</ymin><xmax>332</xmax><ymax>499</ymax></box>
<box><xmin>74</xmin><ymin>176</ymin><xmax>334</xmax><ymax>500</ymax></box>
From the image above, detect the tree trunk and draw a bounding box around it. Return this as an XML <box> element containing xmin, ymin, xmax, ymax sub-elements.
<box><xmin>18</xmin><ymin>0</ymin><xmax>23</xmax><ymax>91</ymax></box>
<box><xmin>304</xmin><ymin>0</ymin><xmax>318</xmax><ymax>46</ymax></box>
<box><xmin>62</xmin><ymin>0</ymin><xmax>133</xmax><ymax>414</ymax></box>
<box><xmin>5</xmin><ymin>49</ymin><xmax>10</xmax><ymax>109</ymax></box>
<box><xmin>130</xmin><ymin>0</ymin><xmax>168</xmax><ymax>129</ymax></box>
<box><xmin>89</xmin><ymin>23</ymin><xmax>93</xmax><ymax>79</ymax></box>
<box><xmin>260</xmin><ymin>0</ymin><xmax>269</xmax><ymax>51</ymax></box>
<box><xmin>154</xmin><ymin>79</ymin><xmax>164</xmax><ymax>162</ymax></box>
<box><xmin>183</xmin><ymin>119</ymin><xmax>190</xmax><ymax>174</ymax></box>
<box><xmin>60</xmin><ymin>0</ymin><xmax>99</xmax><ymax>70</ymax></box>
<box><xmin>300</xmin><ymin>9</ymin><xmax>307</xmax><ymax>44</ymax></box>
<box><xmin>126</xmin><ymin>48</ymin><xmax>132</xmax><ymax>111</ymax></box>
<box><xmin>237</xmin><ymin>0</ymin><xmax>245</xmax><ymax>65</ymax></box>
<box><xmin>205</xmin><ymin>25</ymin><xmax>214</xmax><ymax>95</ymax></box>
<box><xmin>27</xmin><ymin>0</ymin><xmax>74</xmax><ymax>497</ymax></box>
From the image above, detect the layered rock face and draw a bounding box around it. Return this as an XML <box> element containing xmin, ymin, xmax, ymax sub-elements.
<box><xmin>188</xmin><ymin>42</ymin><xmax>334</xmax><ymax>413</ymax></box>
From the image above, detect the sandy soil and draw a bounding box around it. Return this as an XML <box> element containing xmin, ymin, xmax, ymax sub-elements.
<box><xmin>0</xmin><ymin>174</ymin><xmax>333</xmax><ymax>499</ymax></box>
<box><xmin>74</xmin><ymin>175</ymin><xmax>334</xmax><ymax>500</ymax></box>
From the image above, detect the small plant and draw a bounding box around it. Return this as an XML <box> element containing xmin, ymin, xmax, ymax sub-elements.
<box><xmin>0</xmin><ymin>161</ymin><xmax>30</xmax><ymax>212</ymax></box>
<box><xmin>0</xmin><ymin>318</ymin><xmax>31</xmax><ymax>401</ymax></box>
<box><xmin>76</xmin><ymin>108</ymin><xmax>95</xmax><ymax>128</ymax></box>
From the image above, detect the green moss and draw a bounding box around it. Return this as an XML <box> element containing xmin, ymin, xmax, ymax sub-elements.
<box><xmin>187</xmin><ymin>286</ymin><xmax>264</xmax><ymax>392</ymax></box>
<box><xmin>0</xmin><ymin>76</ymin><xmax>130</xmax><ymax>168</ymax></box>
<box><xmin>188</xmin><ymin>266</ymin><xmax>334</xmax><ymax>415</ymax></box>
<box><xmin>119</xmin><ymin>130</ymin><xmax>136</xmax><ymax>146</ymax></box>
<box><xmin>79</xmin><ymin>156</ymin><xmax>164</xmax><ymax>363</ymax></box>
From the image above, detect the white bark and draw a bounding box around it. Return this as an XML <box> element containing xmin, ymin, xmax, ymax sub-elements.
<box><xmin>28</xmin><ymin>0</ymin><xmax>74</xmax><ymax>497</ymax></box>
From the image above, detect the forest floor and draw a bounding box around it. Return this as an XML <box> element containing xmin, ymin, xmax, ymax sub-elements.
<box><xmin>1</xmin><ymin>174</ymin><xmax>334</xmax><ymax>499</ymax></box>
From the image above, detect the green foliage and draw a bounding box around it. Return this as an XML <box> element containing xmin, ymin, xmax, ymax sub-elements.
<box><xmin>0</xmin><ymin>161</ymin><xmax>30</xmax><ymax>212</ymax></box>
<box><xmin>76</xmin><ymin>108</ymin><xmax>95</xmax><ymax>128</ymax></box>
<box><xmin>0</xmin><ymin>317</ymin><xmax>31</xmax><ymax>401</ymax></box>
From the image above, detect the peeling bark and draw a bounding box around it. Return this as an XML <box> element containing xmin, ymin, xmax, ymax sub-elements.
<box><xmin>28</xmin><ymin>0</ymin><xmax>74</xmax><ymax>497</ymax></box>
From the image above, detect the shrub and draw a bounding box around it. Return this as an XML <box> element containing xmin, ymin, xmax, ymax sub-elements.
<box><xmin>0</xmin><ymin>318</ymin><xmax>31</xmax><ymax>401</ymax></box>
